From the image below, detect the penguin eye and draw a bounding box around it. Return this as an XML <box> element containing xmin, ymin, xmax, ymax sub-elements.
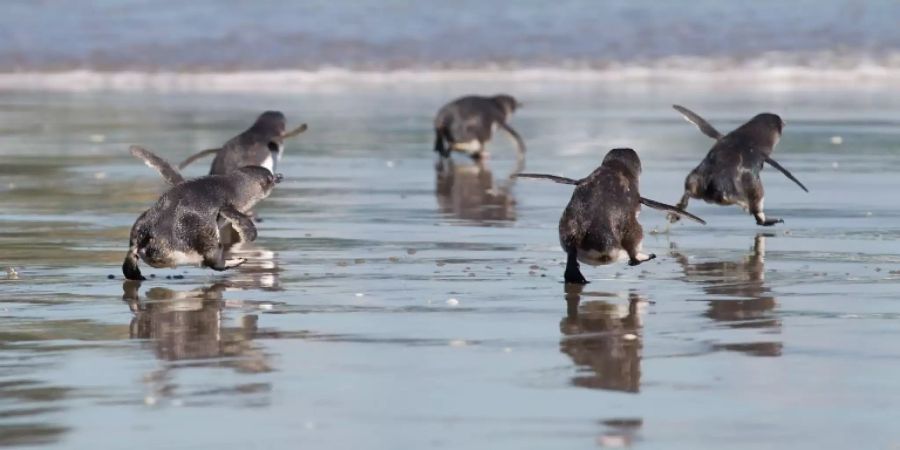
<box><xmin>267</xmin><ymin>141</ymin><xmax>279</xmax><ymax>152</ymax></box>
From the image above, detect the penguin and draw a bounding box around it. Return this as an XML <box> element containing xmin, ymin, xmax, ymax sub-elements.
<box><xmin>668</xmin><ymin>105</ymin><xmax>808</xmax><ymax>226</ymax></box>
<box><xmin>123</xmin><ymin>146</ymin><xmax>282</xmax><ymax>280</ymax></box>
<box><xmin>433</xmin><ymin>94</ymin><xmax>525</xmax><ymax>164</ymax></box>
<box><xmin>516</xmin><ymin>148</ymin><xmax>706</xmax><ymax>284</ymax></box>
<box><xmin>178</xmin><ymin>111</ymin><xmax>307</xmax><ymax>175</ymax></box>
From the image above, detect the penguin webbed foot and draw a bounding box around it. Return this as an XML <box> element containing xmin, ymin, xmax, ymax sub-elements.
<box><xmin>223</xmin><ymin>258</ymin><xmax>247</xmax><ymax>270</ymax></box>
<box><xmin>628</xmin><ymin>253</ymin><xmax>657</xmax><ymax>266</ymax></box>
<box><xmin>205</xmin><ymin>257</ymin><xmax>247</xmax><ymax>271</ymax></box>
<box><xmin>756</xmin><ymin>218</ymin><xmax>784</xmax><ymax>227</ymax></box>
<box><xmin>754</xmin><ymin>212</ymin><xmax>784</xmax><ymax>226</ymax></box>
<box><xmin>564</xmin><ymin>268</ymin><xmax>588</xmax><ymax>285</ymax></box>
<box><xmin>564</xmin><ymin>249</ymin><xmax>588</xmax><ymax>284</ymax></box>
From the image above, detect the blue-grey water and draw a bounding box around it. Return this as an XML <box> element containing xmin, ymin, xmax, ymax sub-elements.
<box><xmin>1</xmin><ymin>79</ymin><xmax>899</xmax><ymax>448</ymax></box>
<box><xmin>2</xmin><ymin>0</ymin><xmax>900</xmax><ymax>71</ymax></box>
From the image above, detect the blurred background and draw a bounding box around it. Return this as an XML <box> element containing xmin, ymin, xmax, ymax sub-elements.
<box><xmin>1</xmin><ymin>0</ymin><xmax>899</xmax><ymax>88</ymax></box>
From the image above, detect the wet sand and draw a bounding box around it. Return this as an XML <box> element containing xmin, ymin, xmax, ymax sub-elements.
<box><xmin>1</xmin><ymin>81</ymin><xmax>899</xmax><ymax>449</ymax></box>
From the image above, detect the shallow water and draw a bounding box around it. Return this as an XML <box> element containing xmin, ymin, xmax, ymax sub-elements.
<box><xmin>1</xmin><ymin>81</ymin><xmax>899</xmax><ymax>449</ymax></box>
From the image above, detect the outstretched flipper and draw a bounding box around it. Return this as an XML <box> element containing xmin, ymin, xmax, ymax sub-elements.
<box><xmin>673</xmin><ymin>105</ymin><xmax>723</xmax><ymax>140</ymax></box>
<box><xmin>282</xmin><ymin>123</ymin><xmax>308</xmax><ymax>139</ymax></box>
<box><xmin>218</xmin><ymin>205</ymin><xmax>258</xmax><ymax>242</ymax></box>
<box><xmin>498</xmin><ymin>121</ymin><xmax>527</xmax><ymax>162</ymax></box>
<box><xmin>514</xmin><ymin>173</ymin><xmax>582</xmax><ymax>185</ymax></box>
<box><xmin>177</xmin><ymin>148</ymin><xmax>220</xmax><ymax>170</ymax></box>
<box><xmin>764</xmin><ymin>156</ymin><xmax>809</xmax><ymax>192</ymax></box>
<box><xmin>640</xmin><ymin>197</ymin><xmax>707</xmax><ymax>225</ymax></box>
<box><xmin>130</xmin><ymin>146</ymin><xmax>185</xmax><ymax>185</ymax></box>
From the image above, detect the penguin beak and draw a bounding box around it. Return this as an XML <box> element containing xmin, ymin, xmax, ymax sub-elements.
<box><xmin>274</xmin><ymin>173</ymin><xmax>284</xmax><ymax>184</ymax></box>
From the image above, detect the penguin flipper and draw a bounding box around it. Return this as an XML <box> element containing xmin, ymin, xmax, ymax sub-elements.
<box><xmin>218</xmin><ymin>205</ymin><xmax>257</xmax><ymax>243</ymax></box>
<box><xmin>129</xmin><ymin>145</ymin><xmax>185</xmax><ymax>185</ymax></box>
<box><xmin>177</xmin><ymin>148</ymin><xmax>220</xmax><ymax>170</ymax></box>
<box><xmin>673</xmin><ymin>105</ymin><xmax>723</xmax><ymax>140</ymax></box>
<box><xmin>764</xmin><ymin>156</ymin><xmax>809</xmax><ymax>192</ymax></box>
<box><xmin>640</xmin><ymin>197</ymin><xmax>707</xmax><ymax>225</ymax></box>
<box><xmin>514</xmin><ymin>173</ymin><xmax>582</xmax><ymax>185</ymax></box>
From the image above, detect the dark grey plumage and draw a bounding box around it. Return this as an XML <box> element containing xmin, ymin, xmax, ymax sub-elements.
<box><xmin>433</xmin><ymin>94</ymin><xmax>525</xmax><ymax>163</ymax></box>
<box><xmin>669</xmin><ymin>105</ymin><xmax>808</xmax><ymax>226</ymax></box>
<box><xmin>517</xmin><ymin>148</ymin><xmax>705</xmax><ymax>284</ymax></box>
<box><xmin>123</xmin><ymin>147</ymin><xmax>281</xmax><ymax>280</ymax></box>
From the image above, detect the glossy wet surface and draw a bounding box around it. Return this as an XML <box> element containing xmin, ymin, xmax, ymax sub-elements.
<box><xmin>1</xmin><ymin>82</ymin><xmax>899</xmax><ymax>449</ymax></box>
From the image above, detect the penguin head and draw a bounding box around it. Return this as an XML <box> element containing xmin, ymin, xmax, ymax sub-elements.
<box><xmin>234</xmin><ymin>166</ymin><xmax>282</xmax><ymax>201</ymax></box>
<box><xmin>252</xmin><ymin>111</ymin><xmax>287</xmax><ymax>136</ymax></box>
<box><xmin>738</xmin><ymin>113</ymin><xmax>785</xmax><ymax>148</ymax></box>
<box><xmin>492</xmin><ymin>94</ymin><xmax>521</xmax><ymax>115</ymax></box>
<box><xmin>601</xmin><ymin>148</ymin><xmax>642</xmax><ymax>178</ymax></box>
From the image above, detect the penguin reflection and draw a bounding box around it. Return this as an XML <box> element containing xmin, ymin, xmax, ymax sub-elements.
<box><xmin>560</xmin><ymin>285</ymin><xmax>643</xmax><ymax>393</ymax></box>
<box><xmin>222</xmin><ymin>242</ymin><xmax>283</xmax><ymax>292</ymax></box>
<box><xmin>435</xmin><ymin>158</ymin><xmax>518</xmax><ymax>222</ymax></box>
<box><xmin>671</xmin><ymin>234</ymin><xmax>782</xmax><ymax>357</ymax></box>
<box><xmin>122</xmin><ymin>281</ymin><xmax>271</xmax><ymax>373</ymax></box>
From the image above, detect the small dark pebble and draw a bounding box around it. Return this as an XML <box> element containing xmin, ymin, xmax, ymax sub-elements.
<box><xmin>166</xmin><ymin>275</ymin><xmax>172</xmax><ymax>279</ymax></box>
<box><xmin>150</xmin><ymin>274</ymin><xmax>156</xmax><ymax>278</ymax></box>
<box><xmin>107</xmin><ymin>274</ymin><xmax>115</xmax><ymax>279</ymax></box>
<box><xmin>173</xmin><ymin>275</ymin><xmax>184</xmax><ymax>280</ymax></box>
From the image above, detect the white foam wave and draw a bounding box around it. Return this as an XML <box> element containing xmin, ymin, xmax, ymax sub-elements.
<box><xmin>3</xmin><ymin>54</ymin><xmax>900</xmax><ymax>92</ymax></box>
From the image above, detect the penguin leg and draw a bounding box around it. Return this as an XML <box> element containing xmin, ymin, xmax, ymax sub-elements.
<box><xmin>751</xmin><ymin>198</ymin><xmax>783</xmax><ymax>226</ymax></box>
<box><xmin>623</xmin><ymin>227</ymin><xmax>656</xmax><ymax>266</ymax></box>
<box><xmin>564</xmin><ymin>247</ymin><xmax>588</xmax><ymax>284</ymax></box>
<box><xmin>667</xmin><ymin>192</ymin><xmax>691</xmax><ymax>223</ymax></box>
<box><xmin>747</xmin><ymin>181</ymin><xmax>783</xmax><ymax>226</ymax></box>
<box><xmin>218</xmin><ymin>205</ymin><xmax>258</xmax><ymax>243</ymax></box>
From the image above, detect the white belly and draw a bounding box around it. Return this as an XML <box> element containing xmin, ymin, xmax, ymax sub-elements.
<box><xmin>169</xmin><ymin>250</ymin><xmax>204</xmax><ymax>266</ymax></box>
<box><xmin>577</xmin><ymin>248</ymin><xmax>627</xmax><ymax>266</ymax></box>
<box><xmin>451</xmin><ymin>139</ymin><xmax>482</xmax><ymax>154</ymax></box>
<box><xmin>260</xmin><ymin>154</ymin><xmax>275</xmax><ymax>172</ymax></box>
